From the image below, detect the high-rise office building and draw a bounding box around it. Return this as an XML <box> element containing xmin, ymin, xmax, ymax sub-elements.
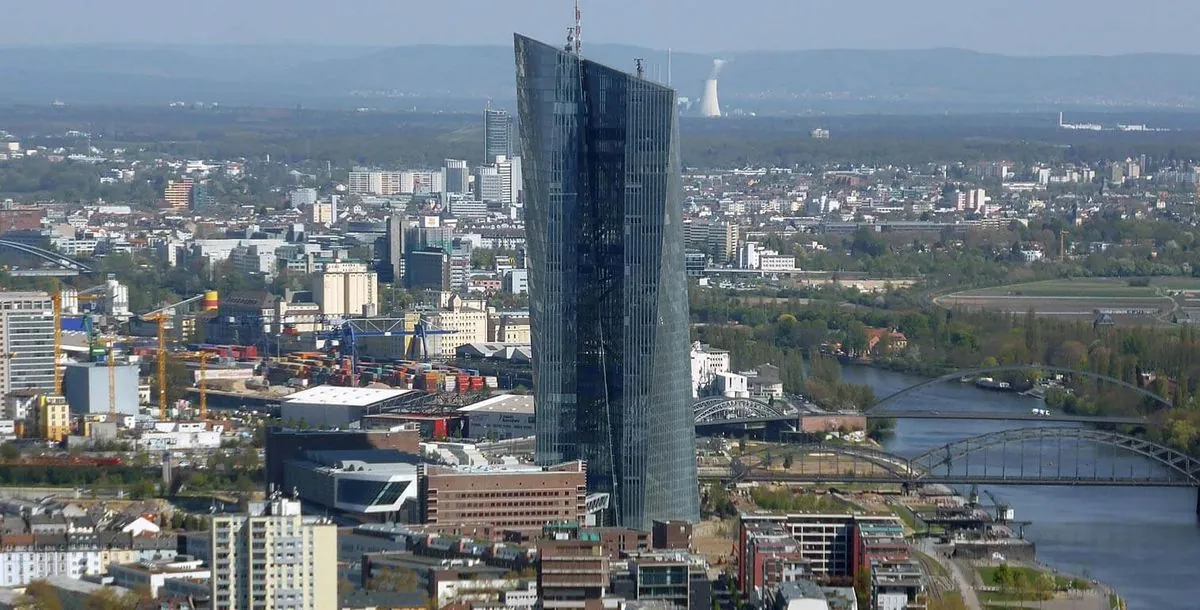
<box><xmin>515</xmin><ymin>34</ymin><xmax>699</xmax><ymax>529</ymax></box>
<box><xmin>494</xmin><ymin>155</ymin><xmax>522</xmax><ymax>205</ymax></box>
<box><xmin>484</xmin><ymin>107</ymin><xmax>513</xmax><ymax>160</ymax></box>
<box><xmin>382</xmin><ymin>214</ymin><xmax>406</xmax><ymax>285</ymax></box>
<box><xmin>0</xmin><ymin>291</ymin><xmax>56</xmax><ymax>396</ymax></box>
<box><xmin>474</xmin><ymin>165</ymin><xmax>504</xmax><ymax>203</ymax></box>
<box><xmin>444</xmin><ymin>159</ymin><xmax>470</xmax><ymax>194</ymax></box>
<box><xmin>209</xmin><ymin>496</ymin><xmax>337</xmax><ymax>610</ymax></box>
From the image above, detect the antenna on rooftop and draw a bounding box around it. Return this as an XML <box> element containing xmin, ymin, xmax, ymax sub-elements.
<box><xmin>565</xmin><ymin>0</ymin><xmax>581</xmax><ymax>55</ymax></box>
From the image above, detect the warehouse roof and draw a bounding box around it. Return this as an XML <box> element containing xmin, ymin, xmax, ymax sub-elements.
<box><xmin>457</xmin><ymin>394</ymin><xmax>534</xmax><ymax>415</ymax></box>
<box><xmin>283</xmin><ymin>385</ymin><xmax>414</xmax><ymax>407</ymax></box>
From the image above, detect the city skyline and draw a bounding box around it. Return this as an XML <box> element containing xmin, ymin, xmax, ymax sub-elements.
<box><xmin>517</xmin><ymin>33</ymin><xmax>700</xmax><ymax>529</ymax></box>
<box><xmin>4</xmin><ymin>0</ymin><xmax>1200</xmax><ymax>56</ymax></box>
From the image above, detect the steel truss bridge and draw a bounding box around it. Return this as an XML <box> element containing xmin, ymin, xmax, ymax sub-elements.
<box><xmin>0</xmin><ymin>240</ymin><xmax>94</xmax><ymax>274</ymax></box>
<box><xmin>868</xmin><ymin>364</ymin><xmax>1173</xmax><ymax>412</ymax></box>
<box><xmin>720</xmin><ymin>427</ymin><xmax>1200</xmax><ymax>492</ymax></box>
<box><xmin>693</xmin><ymin>364</ymin><xmax>1171</xmax><ymax>428</ymax></box>
<box><xmin>692</xmin><ymin>396</ymin><xmax>1150</xmax><ymax>428</ymax></box>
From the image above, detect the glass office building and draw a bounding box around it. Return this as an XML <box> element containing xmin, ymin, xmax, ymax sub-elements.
<box><xmin>515</xmin><ymin>33</ymin><xmax>700</xmax><ymax>529</ymax></box>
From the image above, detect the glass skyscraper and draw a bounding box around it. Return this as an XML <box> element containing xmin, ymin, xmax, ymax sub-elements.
<box><xmin>484</xmin><ymin>107</ymin><xmax>513</xmax><ymax>161</ymax></box>
<box><xmin>515</xmin><ymin>33</ymin><xmax>700</xmax><ymax>529</ymax></box>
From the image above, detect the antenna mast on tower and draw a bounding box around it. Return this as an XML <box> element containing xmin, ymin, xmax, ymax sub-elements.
<box><xmin>574</xmin><ymin>0</ymin><xmax>582</xmax><ymax>55</ymax></box>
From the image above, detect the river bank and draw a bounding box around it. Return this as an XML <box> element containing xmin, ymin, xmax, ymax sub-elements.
<box><xmin>838</xmin><ymin>364</ymin><xmax>1198</xmax><ymax>610</ymax></box>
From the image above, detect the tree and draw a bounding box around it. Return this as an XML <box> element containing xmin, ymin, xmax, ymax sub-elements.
<box><xmin>368</xmin><ymin>567</ymin><xmax>423</xmax><ymax>593</ymax></box>
<box><xmin>782</xmin><ymin>454</ymin><xmax>794</xmax><ymax>469</ymax></box>
<box><xmin>23</xmin><ymin>580</ymin><xmax>62</xmax><ymax>610</ymax></box>
<box><xmin>0</xmin><ymin>443</ymin><xmax>19</xmax><ymax>462</ymax></box>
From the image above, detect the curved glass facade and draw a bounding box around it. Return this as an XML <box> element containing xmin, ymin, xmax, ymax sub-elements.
<box><xmin>515</xmin><ymin>34</ymin><xmax>700</xmax><ymax>529</ymax></box>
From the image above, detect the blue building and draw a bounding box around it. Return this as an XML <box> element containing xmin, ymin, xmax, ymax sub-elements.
<box><xmin>515</xmin><ymin>33</ymin><xmax>699</xmax><ymax>529</ymax></box>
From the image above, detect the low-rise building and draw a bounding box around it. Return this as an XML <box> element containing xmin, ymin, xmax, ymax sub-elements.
<box><xmin>108</xmin><ymin>556</ymin><xmax>210</xmax><ymax>598</ymax></box>
<box><xmin>457</xmin><ymin>394</ymin><xmax>534</xmax><ymax>440</ymax></box>
<box><xmin>422</xmin><ymin>461</ymin><xmax>587</xmax><ymax>536</ymax></box>
<box><xmin>283</xmin><ymin>449</ymin><xmax>420</xmax><ymax>521</ymax></box>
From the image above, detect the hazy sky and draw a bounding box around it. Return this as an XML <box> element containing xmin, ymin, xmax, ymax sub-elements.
<box><xmin>4</xmin><ymin>0</ymin><xmax>1200</xmax><ymax>55</ymax></box>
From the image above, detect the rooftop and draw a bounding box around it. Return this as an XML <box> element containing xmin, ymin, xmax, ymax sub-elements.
<box><xmin>283</xmin><ymin>384</ymin><xmax>414</xmax><ymax>407</ymax></box>
<box><xmin>457</xmin><ymin>394</ymin><xmax>534</xmax><ymax>415</ymax></box>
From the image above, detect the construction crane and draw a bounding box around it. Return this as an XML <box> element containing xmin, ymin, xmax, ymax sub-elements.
<box><xmin>136</xmin><ymin>312</ymin><xmax>170</xmax><ymax>420</ymax></box>
<box><xmin>52</xmin><ymin>292</ymin><xmax>62</xmax><ymax>395</ymax></box>
<box><xmin>198</xmin><ymin>351</ymin><xmax>209</xmax><ymax>420</ymax></box>
<box><xmin>318</xmin><ymin>316</ymin><xmax>458</xmax><ymax>380</ymax></box>
<box><xmin>135</xmin><ymin>293</ymin><xmax>217</xmax><ymax>421</ymax></box>
<box><xmin>106</xmin><ymin>338</ymin><xmax>117</xmax><ymax>417</ymax></box>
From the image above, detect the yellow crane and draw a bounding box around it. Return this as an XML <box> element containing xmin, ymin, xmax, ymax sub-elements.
<box><xmin>198</xmin><ymin>351</ymin><xmax>209</xmax><ymax>420</ymax></box>
<box><xmin>51</xmin><ymin>293</ymin><xmax>62</xmax><ymax>395</ymax></box>
<box><xmin>106</xmin><ymin>339</ymin><xmax>116</xmax><ymax>417</ymax></box>
<box><xmin>135</xmin><ymin>312</ymin><xmax>170</xmax><ymax>420</ymax></box>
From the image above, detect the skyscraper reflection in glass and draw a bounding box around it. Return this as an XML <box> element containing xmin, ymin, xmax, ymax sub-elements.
<box><xmin>515</xmin><ymin>33</ymin><xmax>699</xmax><ymax>529</ymax></box>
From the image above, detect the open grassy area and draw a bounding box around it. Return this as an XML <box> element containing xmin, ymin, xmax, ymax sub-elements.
<box><xmin>954</xmin><ymin>279</ymin><xmax>1160</xmax><ymax>298</ymax></box>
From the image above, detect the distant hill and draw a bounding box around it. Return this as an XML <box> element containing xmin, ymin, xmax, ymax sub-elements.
<box><xmin>2</xmin><ymin>43</ymin><xmax>1199</xmax><ymax>111</ymax></box>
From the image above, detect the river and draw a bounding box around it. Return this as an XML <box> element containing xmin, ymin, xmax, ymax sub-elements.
<box><xmin>838</xmin><ymin>366</ymin><xmax>1200</xmax><ymax>610</ymax></box>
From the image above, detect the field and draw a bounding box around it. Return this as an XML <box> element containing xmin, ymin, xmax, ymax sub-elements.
<box><xmin>933</xmin><ymin>278</ymin><xmax>1200</xmax><ymax>323</ymax></box>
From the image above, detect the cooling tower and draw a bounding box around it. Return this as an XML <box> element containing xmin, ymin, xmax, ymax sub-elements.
<box><xmin>698</xmin><ymin>59</ymin><xmax>726</xmax><ymax>118</ymax></box>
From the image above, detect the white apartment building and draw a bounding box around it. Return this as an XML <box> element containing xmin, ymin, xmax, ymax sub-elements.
<box><xmin>0</xmin><ymin>292</ymin><xmax>56</xmax><ymax>396</ymax></box>
<box><xmin>760</xmin><ymin>254</ymin><xmax>797</xmax><ymax>272</ymax></box>
<box><xmin>401</xmin><ymin>170</ymin><xmax>445</xmax><ymax>194</ymax></box>
<box><xmin>210</xmin><ymin>497</ymin><xmax>337</xmax><ymax>610</ymax></box>
<box><xmin>429</xmin><ymin>296</ymin><xmax>488</xmax><ymax>357</ymax></box>
<box><xmin>348</xmin><ymin>170</ymin><xmax>403</xmax><ymax>196</ymax></box>
<box><xmin>290</xmin><ymin>188</ymin><xmax>318</xmax><ymax>207</ymax></box>
<box><xmin>690</xmin><ymin>342</ymin><xmax>731</xmax><ymax>398</ymax></box>
<box><xmin>313</xmin><ymin>262</ymin><xmax>378</xmax><ymax>317</ymax></box>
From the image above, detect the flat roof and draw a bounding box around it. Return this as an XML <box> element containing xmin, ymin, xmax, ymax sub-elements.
<box><xmin>457</xmin><ymin>394</ymin><xmax>534</xmax><ymax>415</ymax></box>
<box><xmin>283</xmin><ymin>384</ymin><xmax>414</xmax><ymax>407</ymax></box>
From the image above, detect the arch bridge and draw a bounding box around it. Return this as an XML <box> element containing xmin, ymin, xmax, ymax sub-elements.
<box><xmin>868</xmin><ymin>364</ymin><xmax>1172</xmax><ymax>412</ymax></box>
<box><xmin>694</xmin><ymin>396</ymin><xmax>798</xmax><ymax>427</ymax></box>
<box><xmin>0</xmin><ymin>240</ymin><xmax>94</xmax><ymax>273</ymax></box>
<box><xmin>729</xmin><ymin>427</ymin><xmax>1200</xmax><ymax>494</ymax></box>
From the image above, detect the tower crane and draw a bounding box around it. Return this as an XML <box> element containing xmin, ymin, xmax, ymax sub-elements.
<box><xmin>136</xmin><ymin>311</ymin><xmax>169</xmax><ymax>421</ymax></box>
<box><xmin>106</xmin><ymin>338</ymin><xmax>116</xmax><ymax>417</ymax></box>
<box><xmin>52</xmin><ymin>292</ymin><xmax>62</xmax><ymax>395</ymax></box>
<box><xmin>135</xmin><ymin>292</ymin><xmax>219</xmax><ymax>421</ymax></box>
<box><xmin>198</xmin><ymin>351</ymin><xmax>209</xmax><ymax>420</ymax></box>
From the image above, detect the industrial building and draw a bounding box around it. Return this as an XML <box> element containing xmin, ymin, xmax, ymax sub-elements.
<box><xmin>283</xmin><ymin>449</ymin><xmax>420</xmax><ymax>521</ymax></box>
<box><xmin>457</xmin><ymin>394</ymin><xmax>534</xmax><ymax>440</ymax></box>
<box><xmin>421</xmin><ymin>461</ymin><xmax>587</xmax><ymax>536</ymax></box>
<box><xmin>313</xmin><ymin>261</ymin><xmax>378</xmax><ymax>317</ymax></box>
<box><xmin>279</xmin><ymin>385</ymin><xmax>421</xmax><ymax>428</ymax></box>
<box><xmin>61</xmin><ymin>361</ymin><xmax>139</xmax><ymax>416</ymax></box>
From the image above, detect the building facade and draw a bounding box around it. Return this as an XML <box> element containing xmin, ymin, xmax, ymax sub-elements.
<box><xmin>313</xmin><ymin>262</ymin><xmax>379</xmax><ymax>317</ymax></box>
<box><xmin>421</xmin><ymin>461</ymin><xmax>587</xmax><ymax>535</ymax></box>
<box><xmin>209</xmin><ymin>497</ymin><xmax>337</xmax><ymax>610</ymax></box>
<box><xmin>516</xmin><ymin>34</ymin><xmax>699</xmax><ymax>528</ymax></box>
<box><xmin>0</xmin><ymin>292</ymin><xmax>56</xmax><ymax>396</ymax></box>
<box><xmin>484</xmin><ymin>107</ymin><xmax>513</xmax><ymax>160</ymax></box>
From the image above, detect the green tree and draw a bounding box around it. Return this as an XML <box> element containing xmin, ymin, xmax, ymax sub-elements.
<box><xmin>23</xmin><ymin>580</ymin><xmax>62</xmax><ymax>610</ymax></box>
